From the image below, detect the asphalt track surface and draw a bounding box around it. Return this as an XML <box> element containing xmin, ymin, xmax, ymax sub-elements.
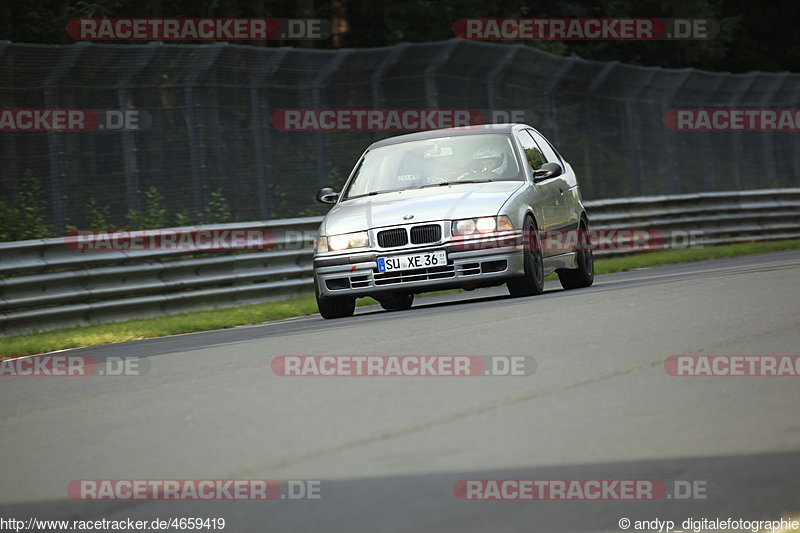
<box><xmin>2</xmin><ymin>251</ymin><xmax>799</xmax><ymax>532</ymax></box>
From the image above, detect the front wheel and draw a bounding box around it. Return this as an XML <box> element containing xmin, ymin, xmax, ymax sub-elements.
<box><xmin>507</xmin><ymin>217</ymin><xmax>544</xmax><ymax>297</ymax></box>
<box><xmin>557</xmin><ymin>223</ymin><xmax>594</xmax><ymax>289</ymax></box>
<box><xmin>315</xmin><ymin>280</ymin><xmax>356</xmax><ymax>319</ymax></box>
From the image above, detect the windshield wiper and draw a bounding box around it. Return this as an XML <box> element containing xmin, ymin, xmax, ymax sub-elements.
<box><xmin>347</xmin><ymin>189</ymin><xmax>400</xmax><ymax>200</ymax></box>
<box><xmin>418</xmin><ymin>179</ymin><xmax>493</xmax><ymax>189</ymax></box>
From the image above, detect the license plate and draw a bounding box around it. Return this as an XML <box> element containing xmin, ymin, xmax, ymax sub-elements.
<box><xmin>377</xmin><ymin>250</ymin><xmax>447</xmax><ymax>273</ymax></box>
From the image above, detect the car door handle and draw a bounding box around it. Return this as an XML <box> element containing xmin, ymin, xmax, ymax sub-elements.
<box><xmin>559</xmin><ymin>187</ymin><xmax>565</xmax><ymax>195</ymax></box>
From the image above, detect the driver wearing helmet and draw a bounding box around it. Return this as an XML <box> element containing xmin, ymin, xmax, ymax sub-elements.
<box><xmin>457</xmin><ymin>144</ymin><xmax>508</xmax><ymax>180</ymax></box>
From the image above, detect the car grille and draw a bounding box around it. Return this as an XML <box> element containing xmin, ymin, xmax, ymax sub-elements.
<box><xmin>377</xmin><ymin>228</ymin><xmax>408</xmax><ymax>248</ymax></box>
<box><xmin>377</xmin><ymin>224</ymin><xmax>442</xmax><ymax>248</ymax></box>
<box><xmin>410</xmin><ymin>224</ymin><xmax>441</xmax><ymax>244</ymax></box>
<box><xmin>374</xmin><ymin>265</ymin><xmax>455</xmax><ymax>285</ymax></box>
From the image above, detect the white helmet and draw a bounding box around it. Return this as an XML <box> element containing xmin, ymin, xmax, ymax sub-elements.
<box><xmin>472</xmin><ymin>145</ymin><xmax>508</xmax><ymax>175</ymax></box>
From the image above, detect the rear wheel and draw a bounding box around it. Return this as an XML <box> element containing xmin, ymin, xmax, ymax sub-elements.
<box><xmin>557</xmin><ymin>221</ymin><xmax>594</xmax><ymax>289</ymax></box>
<box><xmin>315</xmin><ymin>280</ymin><xmax>356</xmax><ymax>319</ymax></box>
<box><xmin>507</xmin><ymin>217</ymin><xmax>544</xmax><ymax>297</ymax></box>
<box><xmin>379</xmin><ymin>292</ymin><xmax>414</xmax><ymax>311</ymax></box>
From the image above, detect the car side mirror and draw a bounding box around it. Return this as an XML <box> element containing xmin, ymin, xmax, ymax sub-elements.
<box><xmin>533</xmin><ymin>162</ymin><xmax>563</xmax><ymax>182</ymax></box>
<box><xmin>316</xmin><ymin>187</ymin><xmax>339</xmax><ymax>204</ymax></box>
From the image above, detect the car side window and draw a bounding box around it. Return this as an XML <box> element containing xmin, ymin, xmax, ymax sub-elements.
<box><xmin>527</xmin><ymin>129</ymin><xmax>563</xmax><ymax>166</ymax></box>
<box><xmin>514</xmin><ymin>130</ymin><xmax>545</xmax><ymax>171</ymax></box>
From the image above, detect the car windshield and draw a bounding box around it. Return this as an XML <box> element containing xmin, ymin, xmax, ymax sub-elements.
<box><xmin>342</xmin><ymin>134</ymin><xmax>521</xmax><ymax>200</ymax></box>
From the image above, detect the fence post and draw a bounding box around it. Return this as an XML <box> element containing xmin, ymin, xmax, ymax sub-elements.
<box><xmin>251</xmin><ymin>48</ymin><xmax>290</xmax><ymax>219</ymax></box>
<box><xmin>726</xmin><ymin>74</ymin><xmax>758</xmax><ymax>190</ymax></box>
<box><xmin>423</xmin><ymin>40</ymin><xmax>459</xmax><ymax>110</ymax></box>
<box><xmin>184</xmin><ymin>43</ymin><xmax>227</xmax><ymax>213</ymax></box>
<box><xmin>624</xmin><ymin>68</ymin><xmax>659</xmax><ymax>196</ymax></box>
<box><xmin>312</xmin><ymin>50</ymin><xmax>350</xmax><ymax>187</ymax></box>
<box><xmin>760</xmin><ymin>72</ymin><xmax>789</xmax><ymax>188</ymax></box>
<box><xmin>487</xmin><ymin>44</ymin><xmax>520</xmax><ymax>118</ymax></box>
<box><xmin>0</xmin><ymin>42</ymin><xmax>17</xmax><ymax>193</ymax></box>
<box><xmin>698</xmin><ymin>73</ymin><xmax>727</xmax><ymax>191</ymax></box>
<box><xmin>371</xmin><ymin>42</ymin><xmax>408</xmax><ymax>143</ymax></box>
<box><xmin>117</xmin><ymin>42</ymin><xmax>162</xmax><ymax>215</ymax></box>
<box><xmin>43</xmin><ymin>42</ymin><xmax>89</xmax><ymax>231</ymax></box>
<box><xmin>585</xmin><ymin>61</ymin><xmax>619</xmax><ymax>198</ymax></box>
<box><xmin>541</xmin><ymin>53</ymin><xmax>578</xmax><ymax>145</ymax></box>
<box><xmin>660</xmin><ymin>69</ymin><xmax>692</xmax><ymax>195</ymax></box>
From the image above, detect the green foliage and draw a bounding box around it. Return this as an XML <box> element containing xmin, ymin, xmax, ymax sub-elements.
<box><xmin>200</xmin><ymin>188</ymin><xmax>231</xmax><ymax>224</ymax></box>
<box><xmin>85</xmin><ymin>197</ymin><xmax>111</xmax><ymax>229</ymax></box>
<box><xmin>173</xmin><ymin>212</ymin><xmax>195</xmax><ymax>227</ymax></box>
<box><xmin>0</xmin><ymin>174</ymin><xmax>55</xmax><ymax>242</ymax></box>
<box><xmin>76</xmin><ymin>187</ymin><xmax>233</xmax><ymax>230</ymax></box>
<box><xmin>125</xmin><ymin>186</ymin><xmax>168</xmax><ymax>229</ymax></box>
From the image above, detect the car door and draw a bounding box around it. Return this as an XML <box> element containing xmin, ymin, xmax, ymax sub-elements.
<box><xmin>513</xmin><ymin>129</ymin><xmax>561</xmax><ymax>257</ymax></box>
<box><xmin>527</xmin><ymin>128</ymin><xmax>580</xmax><ymax>232</ymax></box>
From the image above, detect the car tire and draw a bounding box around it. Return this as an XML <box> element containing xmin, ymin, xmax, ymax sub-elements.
<box><xmin>315</xmin><ymin>280</ymin><xmax>356</xmax><ymax>319</ymax></box>
<box><xmin>557</xmin><ymin>221</ymin><xmax>594</xmax><ymax>289</ymax></box>
<box><xmin>507</xmin><ymin>216</ymin><xmax>544</xmax><ymax>297</ymax></box>
<box><xmin>379</xmin><ymin>292</ymin><xmax>414</xmax><ymax>311</ymax></box>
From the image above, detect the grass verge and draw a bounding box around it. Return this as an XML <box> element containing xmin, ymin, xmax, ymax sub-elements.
<box><xmin>1</xmin><ymin>239</ymin><xmax>799</xmax><ymax>357</ymax></box>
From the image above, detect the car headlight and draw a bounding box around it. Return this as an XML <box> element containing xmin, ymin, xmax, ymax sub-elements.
<box><xmin>452</xmin><ymin>215</ymin><xmax>513</xmax><ymax>236</ymax></box>
<box><xmin>314</xmin><ymin>236</ymin><xmax>328</xmax><ymax>253</ymax></box>
<box><xmin>326</xmin><ymin>231</ymin><xmax>370</xmax><ymax>252</ymax></box>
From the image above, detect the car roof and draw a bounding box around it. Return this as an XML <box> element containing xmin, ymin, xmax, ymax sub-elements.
<box><xmin>367</xmin><ymin>123</ymin><xmax>527</xmax><ymax>149</ymax></box>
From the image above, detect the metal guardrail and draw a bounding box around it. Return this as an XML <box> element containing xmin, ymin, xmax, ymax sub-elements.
<box><xmin>1</xmin><ymin>188</ymin><xmax>798</xmax><ymax>335</ymax></box>
<box><xmin>587</xmin><ymin>188</ymin><xmax>800</xmax><ymax>249</ymax></box>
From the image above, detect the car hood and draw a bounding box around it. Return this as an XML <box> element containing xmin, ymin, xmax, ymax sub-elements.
<box><xmin>321</xmin><ymin>181</ymin><xmax>523</xmax><ymax>235</ymax></box>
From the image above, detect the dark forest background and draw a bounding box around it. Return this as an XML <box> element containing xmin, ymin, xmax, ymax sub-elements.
<box><xmin>1</xmin><ymin>0</ymin><xmax>798</xmax><ymax>73</ymax></box>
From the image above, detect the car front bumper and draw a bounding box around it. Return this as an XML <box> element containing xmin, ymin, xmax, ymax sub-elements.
<box><xmin>313</xmin><ymin>233</ymin><xmax>526</xmax><ymax>298</ymax></box>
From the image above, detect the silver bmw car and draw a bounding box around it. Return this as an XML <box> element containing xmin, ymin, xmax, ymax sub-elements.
<box><xmin>312</xmin><ymin>123</ymin><xmax>594</xmax><ymax>319</ymax></box>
